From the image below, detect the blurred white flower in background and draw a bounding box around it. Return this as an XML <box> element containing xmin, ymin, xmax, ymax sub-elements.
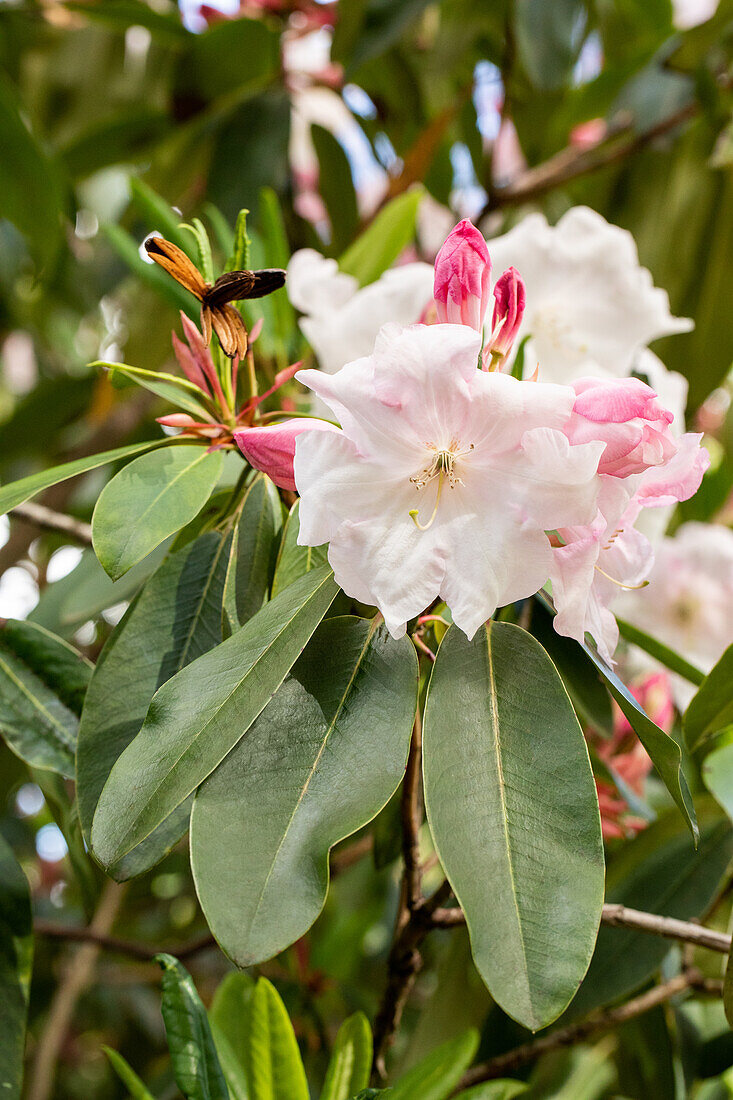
<box><xmin>485</xmin><ymin>206</ymin><xmax>693</xmax><ymax>385</ymax></box>
<box><xmin>617</xmin><ymin>521</ymin><xmax>733</xmax><ymax>707</ymax></box>
<box><xmin>287</xmin><ymin>249</ymin><xmax>434</xmax><ymax>377</ymax></box>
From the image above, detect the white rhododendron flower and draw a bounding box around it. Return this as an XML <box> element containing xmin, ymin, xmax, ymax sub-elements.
<box><xmin>287</xmin><ymin>248</ymin><xmax>433</xmax><ymax>376</ymax></box>
<box><xmin>293</xmin><ymin>322</ymin><xmax>603</xmax><ymax>638</ymax></box>
<box><xmin>617</xmin><ymin>522</ymin><xmax>733</xmax><ymax>706</ymax></box>
<box><xmin>486</xmin><ymin>206</ymin><xmax>692</xmax><ymax>384</ymax></box>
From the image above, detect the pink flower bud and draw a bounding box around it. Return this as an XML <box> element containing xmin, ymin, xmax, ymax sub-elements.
<box><xmin>233</xmin><ymin>419</ymin><xmax>338</xmax><ymax>491</ymax></box>
<box><xmin>489</xmin><ymin>267</ymin><xmax>525</xmax><ymax>361</ymax></box>
<box><xmin>433</xmin><ymin>219</ymin><xmax>491</xmax><ymax>331</ymax></box>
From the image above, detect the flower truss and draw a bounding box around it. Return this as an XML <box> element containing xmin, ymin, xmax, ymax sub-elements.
<box><xmin>242</xmin><ymin>217</ymin><xmax>709</xmax><ymax>656</ymax></box>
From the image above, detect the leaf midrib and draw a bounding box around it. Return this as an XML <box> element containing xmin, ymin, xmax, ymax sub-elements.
<box><xmin>247</xmin><ymin>618</ymin><xmax>378</xmax><ymax>935</ymax></box>
<box><xmin>0</xmin><ymin>649</ymin><xmax>76</xmax><ymax>753</ymax></box>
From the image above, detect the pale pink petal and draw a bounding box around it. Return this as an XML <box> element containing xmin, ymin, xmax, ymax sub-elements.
<box><xmin>234</xmin><ymin>418</ymin><xmax>339</xmax><ymax>490</ymax></box>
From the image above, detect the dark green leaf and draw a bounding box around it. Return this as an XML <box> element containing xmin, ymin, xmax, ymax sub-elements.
<box><xmin>0</xmin><ymin>438</ymin><xmax>175</xmax><ymax>516</ymax></box>
<box><xmin>60</xmin><ymin>109</ymin><xmax>171</xmax><ymax>179</ymax></box>
<box><xmin>77</xmin><ymin>531</ymin><xmax>232</xmax><ymax>878</ymax></box>
<box><xmin>536</xmin><ymin>592</ymin><xmax>698</xmax><ymax>842</ymax></box>
<box><xmin>684</xmin><ymin>645</ymin><xmax>733</xmax><ymax>751</ymax></box>
<box><xmin>702</xmin><ymin>741</ymin><xmax>733</xmax><ymax>822</ymax></box>
<box><xmin>566</xmin><ymin>798</ymin><xmax>733</xmax><ymax>1019</ymax></box>
<box><xmin>0</xmin><ymin>834</ymin><xmax>32</xmax><ymax>1100</ymax></box>
<box><xmin>190</xmin><ymin>616</ymin><xmax>417</xmax><ymax>964</ymax></box>
<box><xmin>339</xmin><ymin>189</ymin><xmax>424</xmax><ymax>287</ymax></box>
<box><xmin>92</xmin><ymin>445</ymin><xmax>223</xmax><ymax>580</ymax></box>
<box><xmin>222</xmin><ymin>475</ymin><xmax>278</xmax><ymax>637</ymax></box>
<box><xmin>423</xmin><ymin>623</ymin><xmax>604</xmax><ymax>1030</ymax></box>
<box><xmin>0</xmin><ymin>72</ymin><xmax>63</xmax><ymax>266</ymax></box>
<box><xmin>514</xmin><ymin>0</ymin><xmax>587</xmax><ymax>91</ymax></box>
<box><xmin>185</xmin><ymin>18</ymin><xmax>279</xmax><ymax>101</ymax></box>
<box><xmin>724</xmin><ymin>947</ymin><xmax>733</xmax><ymax>1029</ymax></box>
<box><xmin>247</xmin><ymin>978</ymin><xmax>308</xmax><ymax>1100</ymax></box>
<box><xmin>271</xmin><ymin>500</ymin><xmax>328</xmax><ymax>599</ymax></box>
<box><xmin>531</xmin><ymin>602</ymin><xmax>613</xmax><ymax>734</ymax></box>
<box><xmin>312</xmin><ymin>125</ymin><xmax>359</xmax><ymax>255</ymax></box>
<box><xmin>321</xmin><ymin>1013</ymin><xmax>372</xmax><ymax>1100</ymax></box>
<box><xmin>334</xmin><ymin>0</ymin><xmax>433</xmax><ymax>74</ymax></box>
<box><xmin>156</xmin><ymin>954</ymin><xmax>229</xmax><ymax>1100</ymax></box>
<box><xmin>389</xmin><ymin>1030</ymin><xmax>479</xmax><ymax>1100</ymax></box>
<box><xmin>210</xmin><ymin>1025</ymin><xmax>250</xmax><ymax>1100</ymax></box>
<box><xmin>454</xmin><ymin>1083</ymin><xmax>527</xmax><ymax>1100</ymax></box>
<box><xmin>0</xmin><ymin>620</ymin><xmax>91</xmax><ymax>777</ymax></box>
<box><xmin>91</xmin><ymin>565</ymin><xmax>338</xmax><ymax>867</ymax></box>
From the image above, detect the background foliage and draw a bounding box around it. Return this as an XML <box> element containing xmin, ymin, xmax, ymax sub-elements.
<box><xmin>2</xmin><ymin>1</ymin><xmax>733</xmax><ymax>1098</ymax></box>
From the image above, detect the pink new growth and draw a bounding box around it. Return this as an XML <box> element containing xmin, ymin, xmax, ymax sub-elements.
<box><xmin>433</xmin><ymin>219</ymin><xmax>492</xmax><ymax>331</ymax></box>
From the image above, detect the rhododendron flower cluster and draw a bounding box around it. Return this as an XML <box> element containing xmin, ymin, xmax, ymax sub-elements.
<box><xmin>240</xmin><ymin>216</ymin><xmax>710</xmax><ymax>658</ymax></box>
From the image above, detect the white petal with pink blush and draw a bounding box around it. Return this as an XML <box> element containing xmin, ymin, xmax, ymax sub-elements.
<box><xmin>293</xmin><ymin>322</ymin><xmax>603</xmax><ymax>638</ymax></box>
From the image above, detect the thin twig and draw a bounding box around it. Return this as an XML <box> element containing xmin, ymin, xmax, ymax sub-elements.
<box><xmin>9</xmin><ymin>502</ymin><xmax>93</xmax><ymax>544</ymax></box>
<box><xmin>32</xmin><ymin>919</ymin><xmax>217</xmax><ymax>962</ymax></box>
<box><xmin>455</xmin><ymin>968</ymin><xmax>716</xmax><ymax>1091</ymax></box>
<box><xmin>26</xmin><ymin>881</ymin><xmax>127</xmax><ymax>1100</ymax></box>
<box><xmin>429</xmin><ymin>900</ymin><xmax>733</xmax><ymax>954</ymax></box>
<box><xmin>480</xmin><ymin>98</ymin><xmax>700</xmax><ymax>217</ymax></box>
<box><xmin>402</xmin><ymin>711</ymin><xmax>423</xmax><ymax>915</ymax></box>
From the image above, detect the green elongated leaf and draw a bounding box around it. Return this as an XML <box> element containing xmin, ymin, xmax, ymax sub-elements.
<box><xmin>210</xmin><ymin>973</ymin><xmax>255</xmax><ymax>1096</ymax></box>
<box><xmin>92</xmin><ymin>446</ymin><xmax>223</xmax><ymax>581</ymax></box>
<box><xmin>702</xmin><ymin>742</ymin><xmax>733</xmax><ymax>821</ymax></box>
<box><xmin>77</xmin><ymin>531</ymin><xmax>232</xmax><ymax>878</ymax></box>
<box><xmin>0</xmin><ymin>835</ymin><xmax>32</xmax><ymax>1100</ymax></box>
<box><xmin>257</xmin><ymin>187</ymin><xmax>297</xmax><ymax>355</ymax></box>
<box><xmin>321</xmin><ymin>1013</ymin><xmax>372</xmax><ymax>1100</ymax></box>
<box><xmin>514</xmin><ymin>0</ymin><xmax>586</xmax><ymax>91</ymax></box>
<box><xmin>211</xmin><ymin>1024</ymin><xmax>249</xmax><ymax>1100</ymax></box>
<box><xmin>222</xmin><ymin>476</ymin><xmax>278</xmax><ymax>637</ymax></box>
<box><xmin>156</xmin><ymin>954</ymin><xmax>229</xmax><ymax>1100</ymax></box>
<box><xmin>0</xmin><ymin>72</ymin><xmax>63</xmax><ymax>266</ymax></box>
<box><xmin>227</xmin><ymin>209</ymin><xmax>251</xmax><ymax>273</ymax></box>
<box><xmin>191</xmin><ymin>615</ymin><xmax>417</xmax><ymax>965</ymax></box>
<box><xmin>271</xmin><ymin>500</ymin><xmax>328</xmax><ymax>598</ymax></box>
<box><xmin>423</xmin><ymin>623</ymin><xmax>604</xmax><ymax>1031</ymax></box>
<box><xmin>248</xmin><ymin>978</ymin><xmax>308</xmax><ymax>1100</ymax></box>
<box><xmin>339</xmin><ymin>189</ymin><xmax>424</xmax><ymax>287</ymax></box>
<box><xmin>95</xmin><ymin>361</ymin><xmax>215</xmax><ymax>421</ymax></box>
<box><xmin>0</xmin><ymin>620</ymin><xmax>91</xmax><ymax>777</ymax></box>
<box><xmin>617</xmin><ymin>617</ymin><xmax>705</xmax><ymax>687</ymax></box>
<box><xmin>455</xmin><ymin>1083</ymin><xmax>527</xmax><ymax>1100</ymax></box>
<box><xmin>0</xmin><ymin>438</ymin><xmax>174</xmax><ymax>516</ymax></box>
<box><xmin>536</xmin><ymin>592</ymin><xmax>698</xmax><ymax>842</ymax></box>
<box><xmin>389</xmin><ymin>1030</ymin><xmax>479</xmax><ymax>1100</ymax></box>
<box><xmin>103</xmin><ymin>1047</ymin><xmax>156</xmax><ymax>1099</ymax></box>
<box><xmin>60</xmin><ymin>109</ymin><xmax>171</xmax><ymax>179</ymax></box>
<box><xmin>684</xmin><ymin>645</ymin><xmax>733</xmax><ymax>751</ymax></box>
<box><xmin>312</xmin><ymin>125</ymin><xmax>359</xmax><ymax>256</ymax></box>
<box><xmin>92</xmin><ymin>565</ymin><xmax>338</xmax><ymax>867</ymax></box>
<box><xmin>129</xmin><ymin>178</ymin><xmax>193</xmax><ymax>250</ymax></box>
<box><xmin>531</xmin><ymin>603</ymin><xmax>613</xmax><ymax>734</ymax></box>
<box><xmin>566</xmin><ymin>798</ymin><xmax>733</xmax><ymax>1019</ymax></box>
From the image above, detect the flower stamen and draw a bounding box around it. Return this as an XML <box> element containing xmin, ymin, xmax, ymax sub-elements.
<box><xmin>594</xmin><ymin>563</ymin><xmax>649</xmax><ymax>590</ymax></box>
<box><xmin>408</xmin><ymin>441</ymin><xmax>474</xmax><ymax>531</ymax></box>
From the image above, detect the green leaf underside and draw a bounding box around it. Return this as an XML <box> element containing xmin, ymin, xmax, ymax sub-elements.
<box><xmin>247</xmin><ymin>978</ymin><xmax>309</xmax><ymax>1100</ymax></box>
<box><xmin>0</xmin><ymin>438</ymin><xmax>175</xmax><ymax>516</ymax></box>
<box><xmin>0</xmin><ymin>620</ymin><xmax>91</xmax><ymax>777</ymax></box>
<box><xmin>191</xmin><ymin>616</ymin><xmax>417</xmax><ymax>965</ymax></box>
<box><xmin>156</xmin><ymin>954</ymin><xmax>229</xmax><ymax>1100</ymax></box>
<box><xmin>684</xmin><ymin>644</ymin><xmax>733</xmax><ymax>751</ymax></box>
<box><xmin>98</xmin><ymin>361</ymin><xmax>215</xmax><ymax>420</ymax></box>
<box><xmin>536</xmin><ymin>591</ymin><xmax>698</xmax><ymax>843</ymax></box>
<box><xmin>423</xmin><ymin>623</ymin><xmax>604</xmax><ymax>1031</ymax></box>
<box><xmin>0</xmin><ymin>833</ymin><xmax>33</xmax><ymax>1100</ymax></box>
<box><xmin>209</xmin><ymin>972</ymin><xmax>255</xmax><ymax>1100</ymax></box>
<box><xmin>91</xmin><ymin>565</ymin><xmax>338</xmax><ymax>867</ymax></box>
<box><xmin>92</xmin><ymin>445</ymin><xmax>223</xmax><ymax>580</ymax></box>
<box><xmin>77</xmin><ymin>531</ymin><xmax>232</xmax><ymax>878</ymax></box>
<box><xmin>566</xmin><ymin>798</ymin><xmax>733</xmax><ymax>1019</ymax></box>
<box><xmin>222</xmin><ymin>475</ymin><xmax>278</xmax><ymax>636</ymax></box>
<box><xmin>270</xmin><ymin>499</ymin><xmax>328</xmax><ymax>598</ymax></box>
<box><xmin>389</xmin><ymin>1030</ymin><xmax>479</xmax><ymax>1100</ymax></box>
<box><xmin>321</xmin><ymin>1013</ymin><xmax>372</xmax><ymax>1100</ymax></box>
